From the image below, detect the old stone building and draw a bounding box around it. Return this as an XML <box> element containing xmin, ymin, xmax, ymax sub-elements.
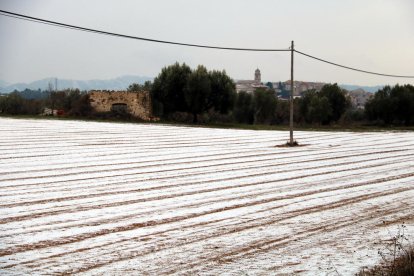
<box><xmin>89</xmin><ymin>90</ymin><xmax>152</xmax><ymax>120</ymax></box>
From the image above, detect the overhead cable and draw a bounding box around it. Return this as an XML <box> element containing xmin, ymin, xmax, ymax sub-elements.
<box><xmin>0</xmin><ymin>9</ymin><xmax>290</xmax><ymax>52</ymax></box>
<box><xmin>1</xmin><ymin>9</ymin><xmax>413</xmax><ymax>78</ymax></box>
<box><xmin>294</xmin><ymin>49</ymin><xmax>414</xmax><ymax>78</ymax></box>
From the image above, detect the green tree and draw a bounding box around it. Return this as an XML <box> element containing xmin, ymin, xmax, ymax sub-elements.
<box><xmin>0</xmin><ymin>92</ymin><xmax>24</xmax><ymax>114</ymax></box>
<box><xmin>184</xmin><ymin>65</ymin><xmax>211</xmax><ymax>123</ymax></box>
<box><xmin>151</xmin><ymin>63</ymin><xmax>236</xmax><ymax>121</ymax></box>
<box><xmin>128</xmin><ymin>81</ymin><xmax>152</xmax><ymax>92</ymax></box>
<box><xmin>365</xmin><ymin>84</ymin><xmax>414</xmax><ymax>125</ymax></box>
<box><xmin>127</xmin><ymin>83</ymin><xmax>143</xmax><ymax>92</ymax></box>
<box><xmin>299</xmin><ymin>89</ymin><xmax>317</xmax><ymax>123</ymax></box>
<box><xmin>299</xmin><ymin>84</ymin><xmax>350</xmax><ymax>124</ymax></box>
<box><xmin>208</xmin><ymin>70</ymin><xmax>236</xmax><ymax>114</ymax></box>
<box><xmin>48</xmin><ymin>91</ymin><xmax>66</xmax><ymax>110</ymax></box>
<box><xmin>68</xmin><ymin>93</ymin><xmax>91</xmax><ymax>116</ymax></box>
<box><xmin>265</xmin><ymin>82</ymin><xmax>274</xmax><ymax>89</ymax></box>
<box><xmin>391</xmin><ymin>84</ymin><xmax>414</xmax><ymax>125</ymax></box>
<box><xmin>274</xmin><ymin>100</ymin><xmax>289</xmax><ymax>124</ymax></box>
<box><xmin>319</xmin><ymin>83</ymin><xmax>350</xmax><ymax>122</ymax></box>
<box><xmin>0</xmin><ymin>92</ymin><xmax>42</xmax><ymax>115</ymax></box>
<box><xmin>62</xmin><ymin>89</ymin><xmax>81</xmax><ymax>111</ymax></box>
<box><xmin>234</xmin><ymin>91</ymin><xmax>254</xmax><ymax>124</ymax></box>
<box><xmin>307</xmin><ymin>96</ymin><xmax>332</xmax><ymax>125</ymax></box>
<box><xmin>151</xmin><ymin>62</ymin><xmax>192</xmax><ymax>117</ymax></box>
<box><xmin>252</xmin><ymin>89</ymin><xmax>277</xmax><ymax>124</ymax></box>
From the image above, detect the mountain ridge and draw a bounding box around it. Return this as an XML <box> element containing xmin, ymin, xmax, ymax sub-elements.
<box><xmin>0</xmin><ymin>75</ymin><xmax>153</xmax><ymax>93</ymax></box>
<box><xmin>339</xmin><ymin>84</ymin><xmax>383</xmax><ymax>93</ymax></box>
<box><xmin>0</xmin><ymin>76</ymin><xmax>384</xmax><ymax>94</ymax></box>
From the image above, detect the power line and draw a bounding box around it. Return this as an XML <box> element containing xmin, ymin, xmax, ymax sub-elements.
<box><xmin>294</xmin><ymin>49</ymin><xmax>414</xmax><ymax>78</ymax></box>
<box><xmin>1</xmin><ymin>9</ymin><xmax>413</xmax><ymax>78</ymax></box>
<box><xmin>0</xmin><ymin>9</ymin><xmax>290</xmax><ymax>52</ymax></box>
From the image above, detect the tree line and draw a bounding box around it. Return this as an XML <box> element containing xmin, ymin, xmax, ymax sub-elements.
<box><xmin>1</xmin><ymin>63</ymin><xmax>414</xmax><ymax>127</ymax></box>
<box><xmin>145</xmin><ymin>63</ymin><xmax>414</xmax><ymax>126</ymax></box>
<box><xmin>127</xmin><ymin>63</ymin><xmax>357</xmax><ymax>125</ymax></box>
<box><xmin>0</xmin><ymin>89</ymin><xmax>91</xmax><ymax>116</ymax></box>
<box><xmin>365</xmin><ymin>84</ymin><xmax>414</xmax><ymax>125</ymax></box>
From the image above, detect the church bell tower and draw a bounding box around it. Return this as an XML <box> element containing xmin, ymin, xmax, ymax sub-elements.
<box><xmin>254</xmin><ymin>68</ymin><xmax>261</xmax><ymax>83</ymax></box>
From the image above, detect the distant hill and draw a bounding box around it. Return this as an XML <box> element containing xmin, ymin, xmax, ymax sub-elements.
<box><xmin>0</xmin><ymin>77</ymin><xmax>385</xmax><ymax>94</ymax></box>
<box><xmin>339</xmin><ymin>84</ymin><xmax>384</xmax><ymax>93</ymax></box>
<box><xmin>272</xmin><ymin>81</ymin><xmax>383</xmax><ymax>94</ymax></box>
<box><xmin>0</xmin><ymin>75</ymin><xmax>153</xmax><ymax>93</ymax></box>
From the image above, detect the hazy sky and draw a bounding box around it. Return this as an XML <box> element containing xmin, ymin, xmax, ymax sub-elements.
<box><xmin>0</xmin><ymin>0</ymin><xmax>413</xmax><ymax>86</ymax></box>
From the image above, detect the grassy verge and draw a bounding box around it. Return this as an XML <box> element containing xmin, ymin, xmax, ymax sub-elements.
<box><xmin>1</xmin><ymin>114</ymin><xmax>414</xmax><ymax>132</ymax></box>
<box><xmin>358</xmin><ymin>247</ymin><xmax>414</xmax><ymax>276</ymax></box>
<box><xmin>192</xmin><ymin>122</ymin><xmax>414</xmax><ymax>132</ymax></box>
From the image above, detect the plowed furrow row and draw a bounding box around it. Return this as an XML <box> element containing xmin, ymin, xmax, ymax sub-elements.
<box><xmin>2</xmin><ymin>152</ymin><xmax>412</xmax><ymax>209</ymax></box>
<box><xmin>1</xmin><ymin>158</ymin><xmax>407</xmax><ymax>239</ymax></box>
<box><xmin>1</xmin><ymin>171</ymin><xmax>413</xmax><ymax>258</ymax></box>
<box><xmin>43</xmin><ymin>187</ymin><xmax>414</xmax><ymax>274</ymax></box>
<box><xmin>1</xmin><ymin>147</ymin><xmax>410</xmax><ymax>192</ymax></box>
<box><xmin>2</xmin><ymin>155</ymin><xmax>411</xmax><ymax>225</ymax></box>
<box><xmin>1</xmin><ymin>118</ymin><xmax>413</xmax><ymax>275</ymax></box>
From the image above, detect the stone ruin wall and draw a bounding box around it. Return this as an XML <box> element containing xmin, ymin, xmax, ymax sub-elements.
<box><xmin>89</xmin><ymin>90</ymin><xmax>152</xmax><ymax>120</ymax></box>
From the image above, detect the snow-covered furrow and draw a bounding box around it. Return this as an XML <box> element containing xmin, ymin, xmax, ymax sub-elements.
<box><xmin>1</xmin><ymin>160</ymin><xmax>409</xmax><ymax>248</ymax></box>
<box><xmin>5</xmin><ymin>183</ymin><xmax>414</xmax><ymax>275</ymax></box>
<box><xmin>1</xmin><ymin>167</ymin><xmax>412</xmax><ymax>264</ymax></box>
<box><xmin>2</xmin><ymin>144</ymin><xmax>412</xmax><ymax>200</ymax></box>
<box><xmin>0</xmin><ymin>156</ymin><xmax>411</xmax><ymax>218</ymax></box>
<box><xmin>2</xmin><ymin>159</ymin><xmax>412</xmax><ymax>243</ymax></box>
<box><xmin>1</xmin><ymin>155</ymin><xmax>412</xmax><ymax>233</ymax></box>
<box><xmin>169</xmin><ymin>193</ymin><xmax>414</xmax><ymax>276</ymax></box>
<box><xmin>0</xmin><ymin>118</ymin><xmax>413</xmax><ymax>276</ymax></box>
<box><xmin>2</xmin><ymin>135</ymin><xmax>413</xmax><ymax>182</ymax></box>
<box><xmin>4</xmin><ymin>172</ymin><xmax>414</xmax><ymax>268</ymax></box>
<box><xmin>2</xmin><ymin>173</ymin><xmax>414</xmax><ymax>263</ymax></box>
<box><xmin>2</xmin><ymin>144</ymin><xmax>411</xmax><ymax>194</ymax></box>
<box><xmin>1</xmin><ymin>153</ymin><xmax>413</xmax><ymax>224</ymax></box>
<box><xmin>0</xmin><ymin>131</ymin><xmax>287</xmax><ymax>150</ymax></box>
<box><xmin>0</xmin><ymin>130</ymin><xmax>411</xmax><ymax>176</ymax></box>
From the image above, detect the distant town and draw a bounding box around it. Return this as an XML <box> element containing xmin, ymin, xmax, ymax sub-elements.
<box><xmin>235</xmin><ymin>68</ymin><xmax>373</xmax><ymax>109</ymax></box>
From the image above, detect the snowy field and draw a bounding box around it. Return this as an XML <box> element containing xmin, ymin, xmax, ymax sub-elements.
<box><xmin>0</xmin><ymin>117</ymin><xmax>414</xmax><ymax>275</ymax></box>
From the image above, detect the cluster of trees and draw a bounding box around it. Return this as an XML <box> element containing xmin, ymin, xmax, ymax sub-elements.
<box><xmin>147</xmin><ymin>63</ymin><xmax>291</xmax><ymax>125</ymax></box>
<box><xmin>127</xmin><ymin>81</ymin><xmax>152</xmax><ymax>92</ymax></box>
<box><xmin>298</xmin><ymin>84</ymin><xmax>351</xmax><ymax>125</ymax></box>
<box><xmin>365</xmin><ymin>84</ymin><xmax>414</xmax><ymax>125</ymax></box>
<box><xmin>147</xmin><ymin>63</ymin><xmax>356</xmax><ymax>126</ymax></box>
<box><xmin>0</xmin><ymin>89</ymin><xmax>90</xmax><ymax>116</ymax></box>
<box><xmin>150</xmin><ymin>63</ymin><xmax>236</xmax><ymax>123</ymax></box>
<box><xmin>232</xmin><ymin>84</ymin><xmax>352</xmax><ymax>126</ymax></box>
<box><xmin>148</xmin><ymin>63</ymin><xmax>414</xmax><ymax>127</ymax></box>
<box><xmin>233</xmin><ymin>89</ymin><xmax>287</xmax><ymax>125</ymax></box>
<box><xmin>47</xmin><ymin>89</ymin><xmax>91</xmax><ymax>116</ymax></box>
<box><xmin>0</xmin><ymin>91</ymin><xmax>43</xmax><ymax>115</ymax></box>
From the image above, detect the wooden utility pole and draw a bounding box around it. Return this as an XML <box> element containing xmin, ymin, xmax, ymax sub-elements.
<box><xmin>289</xmin><ymin>40</ymin><xmax>294</xmax><ymax>145</ymax></box>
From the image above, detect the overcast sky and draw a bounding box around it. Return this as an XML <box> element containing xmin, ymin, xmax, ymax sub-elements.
<box><xmin>0</xmin><ymin>0</ymin><xmax>413</xmax><ymax>86</ymax></box>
